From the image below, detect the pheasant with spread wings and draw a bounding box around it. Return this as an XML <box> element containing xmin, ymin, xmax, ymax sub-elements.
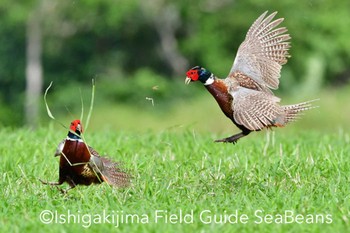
<box><xmin>185</xmin><ymin>11</ymin><xmax>316</xmax><ymax>143</ymax></box>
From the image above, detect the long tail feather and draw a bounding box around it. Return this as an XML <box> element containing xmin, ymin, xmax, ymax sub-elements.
<box><xmin>282</xmin><ymin>99</ymin><xmax>319</xmax><ymax>123</ymax></box>
<box><xmin>99</xmin><ymin>157</ymin><xmax>131</xmax><ymax>188</ymax></box>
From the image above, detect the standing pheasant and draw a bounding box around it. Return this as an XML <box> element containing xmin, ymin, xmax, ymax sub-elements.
<box><xmin>40</xmin><ymin>119</ymin><xmax>130</xmax><ymax>192</ymax></box>
<box><xmin>185</xmin><ymin>11</ymin><xmax>316</xmax><ymax>143</ymax></box>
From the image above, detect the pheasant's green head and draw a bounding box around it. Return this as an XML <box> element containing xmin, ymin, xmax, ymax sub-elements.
<box><xmin>185</xmin><ymin>66</ymin><xmax>213</xmax><ymax>85</ymax></box>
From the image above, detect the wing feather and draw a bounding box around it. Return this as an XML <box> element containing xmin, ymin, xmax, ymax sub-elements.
<box><xmin>231</xmin><ymin>87</ymin><xmax>284</xmax><ymax>131</ymax></box>
<box><xmin>54</xmin><ymin>139</ymin><xmax>65</xmax><ymax>156</ymax></box>
<box><xmin>229</xmin><ymin>11</ymin><xmax>291</xmax><ymax>90</ymax></box>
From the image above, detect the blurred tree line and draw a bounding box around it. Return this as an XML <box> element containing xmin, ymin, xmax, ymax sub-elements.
<box><xmin>0</xmin><ymin>0</ymin><xmax>349</xmax><ymax>127</ymax></box>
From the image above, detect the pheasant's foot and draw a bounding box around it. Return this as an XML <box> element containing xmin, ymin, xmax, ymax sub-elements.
<box><xmin>214</xmin><ymin>131</ymin><xmax>249</xmax><ymax>144</ymax></box>
<box><xmin>214</xmin><ymin>136</ymin><xmax>239</xmax><ymax>144</ymax></box>
<box><xmin>39</xmin><ymin>178</ymin><xmax>70</xmax><ymax>194</ymax></box>
<box><xmin>39</xmin><ymin>178</ymin><xmax>61</xmax><ymax>186</ymax></box>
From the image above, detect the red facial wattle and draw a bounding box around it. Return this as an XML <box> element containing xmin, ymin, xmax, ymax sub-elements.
<box><xmin>70</xmin><ymin>119</ymin><xmax>83</xmax><ymax>133</ymax></box>
<box><xmin>186</xmin><ymin>69</ymin><xmax>199</xmax><ymax>81</ymax></box>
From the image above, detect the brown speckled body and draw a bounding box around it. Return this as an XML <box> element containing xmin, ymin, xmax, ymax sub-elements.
<box><xmin>205</xmin><ymin>78</ymin><xmax>251</xmax><ymax>135</ymax></box>
<box><xmin>59</xmin><ymin>140</ymin><xmax>102</xmax><ymax>187</ymax></box>
<box><xmin>205</xmin><ymin>79</ymin><xmax>232</xmax><ymax>119</ymax></box>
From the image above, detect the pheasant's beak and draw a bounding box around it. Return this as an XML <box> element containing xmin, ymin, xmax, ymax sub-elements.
<box><xmin>185</xmin><ymin>77</ymin><xmax>191</xmax><ymax>85</ymax></box>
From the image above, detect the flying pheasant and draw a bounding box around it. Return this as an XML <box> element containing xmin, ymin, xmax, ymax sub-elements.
<box><xmin>185</xmin><ymin>11</ymin><xmax>316</xmax><ymax>143</ymax></box>
<box><xmin>40</xmin><ymin>119</ymin><xmax>130</xmax><ymax>193</ymax></box>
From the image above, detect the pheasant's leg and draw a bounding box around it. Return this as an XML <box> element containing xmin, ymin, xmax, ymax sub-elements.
<box><xmin>215</xmin><ymin>131</ymin><xmax>251</xmax><ymax>144</ymax></box>
<box><xmin>39</xmin><ymin>179</ymin><xmax>68</xmax><ymax>194</ymax></box>
<box><xmin>57</xmin><ymin>178</ymin><xmax>76</xmax><ymax>194</ymax></box>
<box><xmin>39</xmin><ymin>179</ymin><xmax>63</xmax><ymax>186</ymax></box>
<box><xmin>39</xmin><ymin>177</ymin><xmax>76</xmax><ymax>194</ymax></box>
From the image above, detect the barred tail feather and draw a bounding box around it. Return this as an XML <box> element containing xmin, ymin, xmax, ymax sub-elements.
<box><xmin>282</xmin><ymin>99</ymin><xmax>319</xmax><ymax>124</ymax></box>
<box><xmin>100</xmin><ymin>157</ymin><xmax>131</xmax><ymax>188</ymax></box>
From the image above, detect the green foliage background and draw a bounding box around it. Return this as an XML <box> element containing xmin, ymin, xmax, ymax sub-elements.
<box><xmin>0</xmin><ymin>0</ymin><xmax>349</xmax><ymax>126</ymax></box>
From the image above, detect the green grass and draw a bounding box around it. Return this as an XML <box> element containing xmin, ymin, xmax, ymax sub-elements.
<box><xmin>2</xmin><ymin>85</ymin><xmax>350</xmax><ymax>232</ymax></box>
<box><xmin>1</xmin><ymin>125</ymin><xmax>349</xmax><ymax>232</ymax></box>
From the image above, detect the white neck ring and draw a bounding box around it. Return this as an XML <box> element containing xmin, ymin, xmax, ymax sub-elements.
<box><xmin>204</xmin><ymin>74</ymin><xmax>215</xmax><ymax>86</ymax></box>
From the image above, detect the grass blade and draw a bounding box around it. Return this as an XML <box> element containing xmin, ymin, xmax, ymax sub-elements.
<box><xmin>44</xmin><ymin>81</ymin><xmax>55</xmax><ymax>120</ymax></box>
<box><xmin>80</xmin><ymin>88</ymin><xmax>84</xmax><ymax>127</ymax></box>
<box><xmin>43</xmin><ymin>81</ymin><xmax>67</xmax><ymax>129</ymax></box>
<box><xmin>84</xmin><ymin>79</ymin><xmax>95</xmax><ymax>131</ymax></box>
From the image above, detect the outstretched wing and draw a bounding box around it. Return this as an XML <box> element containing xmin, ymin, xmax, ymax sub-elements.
<box><xmin>229</xmin><ymin>11</ymin><xmax>291</xmax><ymax>90</ymax></box>
<box><xmin>231</xmin><ymin>87</ymin><xmax>284</xmax><ymax>131</ymax></box>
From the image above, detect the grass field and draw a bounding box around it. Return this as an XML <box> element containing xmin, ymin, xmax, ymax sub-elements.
<box><xmin>1</xmin><ymin>85</ymin><xmax>350</xmax><ymax>232</ymax></box>
<box><xmin>1</xmin><ymin>123</ymin><xmax>349</xmax><ymax>232</ymax></box>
